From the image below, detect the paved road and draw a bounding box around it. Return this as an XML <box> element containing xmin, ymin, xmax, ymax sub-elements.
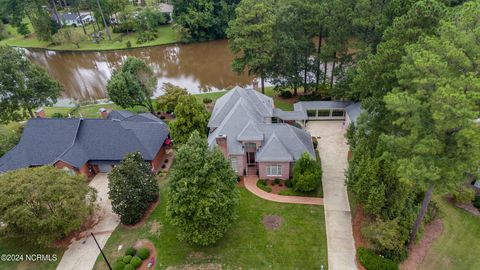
<box><xmin>306</xmin><ymin>121</ymin><xmax>357</xmax><ymax>270</ymax></box>
<box><xmin>244</xmin><ymin>176</ymin><xmax>324</xmax><ymax>205</ymax></box>
<box><xmin>57</xmin><ymin>173</ymin><xmax>120</xmax><ymax>270</ymax></box>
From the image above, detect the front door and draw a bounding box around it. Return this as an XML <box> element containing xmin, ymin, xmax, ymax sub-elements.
<box><xmin>247</xmin><ymin>152</ymin><xmax>256</xmax><ymax>166</ymax></box>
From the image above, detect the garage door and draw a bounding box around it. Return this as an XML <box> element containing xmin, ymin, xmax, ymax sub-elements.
<box><xmin>98</xmin><ymin>164</ymin><xmax>113</xmax><ymax>173</ymax></box>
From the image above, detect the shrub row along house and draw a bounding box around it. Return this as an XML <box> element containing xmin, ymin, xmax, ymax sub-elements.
<box><xmin>0</xmin><ymin>110</ymin><xmax>170</xmax><ymax>177</ymax></box>
<box><xmin>207</xmin><ymin>86</ymin><xmax>316</xmax><ymax>180</ymax></box>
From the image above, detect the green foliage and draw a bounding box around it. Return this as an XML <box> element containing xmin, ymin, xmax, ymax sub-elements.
<box><xmin>279</xmin><ymin>91</ymin><xmax>293</xmax><ymax>99</ymax></box>
<box><xmin>257</xmin><ymin>179</ymin><xmax>272</xmax><ymax>193</ymax></box>
<box><xmin>0</xmin><ymin>46</ymin><xmax>62</xmax><ymax>123</ymax></box>
<box><xmin>123</xmin><ymin>263</ymin><xmax>135</xmax><ymax>270</ymax></box>
<box><xmin>173</xmin><ymin>0</ymin><xmax>240</xmax><ymax>42</ymax></box>
<box><xmin>124</xmin><ymin>246</ymin><xmax>136</xmax><ymax>256</ymax></box>
<box><xmin>292</xmin><ymin>152</ymin><xmax>322</xmax><ymax>192</ymax></box>
<box><xmin>126</xmin><ymin>40</ymin><xmax>132</xmax><ymax>48</ymax></box>
<box><xmin>107</xmin><ymin>57</ymin><xmax>156</xmax><ymax>113</ymax></box>
<box><xmin>51</xmin><ymin>112</ymin><xmax>65</xmax><ymax>118</ymax></box>
<box><xmin>52</xmin><ymin>28</ymin><xmax>86</xmax><ymax>48</ymax></box>
<box><xmin>0</xmin><ymin>125</ymin><xmax>21</xmax><ymax>157</ymax></box>
<box><xmin>17</xmin><ymin>22</ymin><xmax>30</xmax><ymax>37</ymax></box>
<box><xmin>130</xmin><ymin>256</ymin><xmax>142</xmax><ymax>268</ymax></box>
<box><xmin>312</xmin><ymin>137</ymin><xmax>318</xmax><ymax>149</ymax></box>
<box><xmin>30</xmin><ymin>10</ymin><xmax>59</xmax><ymax>41</ymax></box>
<box><xmin>202</xmin><ymin>97</ymin><xmax>213</xmax><ymax>104</ymax></box>
<box><xmin>452</xmin><ymin>186</ymin><xmax>475</xmax><ymax>204</ymax></box>
<box><xmin>473</xmin><ymin>195</ymin><xmax>480</xmax><ymax>210</ymax></box>
<box><xmin>0</xmin><ymin>166</ymin><xmax>96</xmax><ymax>246</ymax></box>
<box><xmin>357</xmin><ymin>247</ymin><xmax>399</xmax><ymax>270</ymax></box>
<box><xmin>167</xmin><ymin>131</ymin><xmax>240</xmax><ymax>246</ymax></box>
<box><xmin>362</xmin><ymin>219</ymin><xmax>408</xmax><ymax>259</ymax></box>
<box><xmin>136</xmin><ymin>8</ymin><xmax>167</xmax><ymax>31</ymax></box>
<box><xmin>227</xmin><ymin>0</ymin><xmax>275</xmax><ymax>91</ymax></box>
<box><xmin>108</xmin><ymin>152</ymin><xmax>159</xmax><ymax>225</ymax></box>
<box><xmin>136</xmin><ymin>247</ymin><xmax>150</xmax><ymax>260</ymax></box>
<box><xmin>156</xmin><ymin>83</ymin><xmax>189</xmax><ymax>113</ymax></box>
<box><xmin>136</xmin><ymin>30</ymin><xmax>158</xmax><ymax>44</ymax></box>
<box><xmin>285</xmin><ymin>179</ymin><xmax>293</xmax><ymax>188</ymax></box>
<box><xmin>168</xmin><ymin>95</ymin><xmax>209</xmax><ymax>145</ymax></box>
<box><xmin>112</xmin><ymin>260</ymin><xmax>126</xmax><ymax>270</ymax></box>
<box><xmin>122</xmin><ymin>255</ymin><xmax>132</xmax><ymax>264</ymax></box>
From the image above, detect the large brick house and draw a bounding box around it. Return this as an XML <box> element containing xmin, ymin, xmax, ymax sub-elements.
<box><xmin>0</xmin><ymin>110</ymin><xmax>170</xmax><ymax>177</ymax></box>
<box><xmin>207</xmin><ymin>86</ymin><xmax>316</xmax><ymax>180</ymax></box>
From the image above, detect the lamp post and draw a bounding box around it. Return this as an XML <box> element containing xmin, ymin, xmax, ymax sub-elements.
<box><xmin>91</xmin><ymin>232</ymin><xmax>112</xmax><ymax>270</ymax></box>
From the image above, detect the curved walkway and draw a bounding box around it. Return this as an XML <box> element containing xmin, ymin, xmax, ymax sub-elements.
<box><xmin>307</xmin><ymin>121</ymin><xmax>357</xmax><ymax>270</ymax></box>
<box><xmin>244</xmin><ymin>176</ymin><xmax>324</xmax><ymax>205</ymax></box>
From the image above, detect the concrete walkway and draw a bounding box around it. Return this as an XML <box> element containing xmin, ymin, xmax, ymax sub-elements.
<box><xmin>57</xmin><ymin>174</ymin><xmax>120</xmax><ymax>270</ymax></box>
<box><xmin>244</xmin><ymin>176</ymin><xmax>323</xmax><ymax>205</ymax></box>
<box><xmin>306</xmin><ymin>121</ymin><xmax>357</xmax><ymax>270</ymax></box>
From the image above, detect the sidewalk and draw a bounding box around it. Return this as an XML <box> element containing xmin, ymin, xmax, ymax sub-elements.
<box><xmin>244</xmin><ymin>176</ymin><xmax>323</xmax><ymax>205</ymax></box>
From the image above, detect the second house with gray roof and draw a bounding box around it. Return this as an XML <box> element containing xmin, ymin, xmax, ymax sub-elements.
<box><xmin>208</xmin><ymin>86</ymin><xmax>316</xmax><ymax>180</ymax></box>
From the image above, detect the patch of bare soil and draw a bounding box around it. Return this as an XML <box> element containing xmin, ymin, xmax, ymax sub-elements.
<box><xmin>166</xmin><ymin>264</ymin><xmax>222</xmax><ymax>270</ymax></box>
<box><xmin>262</xmin><ymin>215</ymin><xmax>283</xmax><ymax>230</ymax></box>
<box><xmin>134</xmin><ymin>239</ymin><xmax>157</xmax><ymax>270</ymax></box>
<box><xmin>456</xmin><ymin>203</ymin><xmax>480</xmax><ymax>217</ymax></box>
<box><xmin>400</xmin><ymin>219</ymin><xmax>443</xmax><ymax>270</ymax></box>
<box><xmin>122</xmin><ymin>199</ymin><xmax>160</xmax><ymax>229</ymax></box>
<box><xmin>352</xmin><ymin>205</ymin><xmax>366</xmax><ymax>270</ymax></box>
<box><xmin>149</xmin><ymin>220</ymin><xmax>163</xmax><ymax>236</ymax></box>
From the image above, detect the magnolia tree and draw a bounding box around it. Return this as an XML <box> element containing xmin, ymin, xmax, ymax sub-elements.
<box><xmin>167</xmin><ymin>131</ymin><xmax>240</xmax><ymax>246</ymax></box>
<box><xmin>108</xmin><ymin>152</ymin><xmax>159</xmax><ymax>225</ymax></box>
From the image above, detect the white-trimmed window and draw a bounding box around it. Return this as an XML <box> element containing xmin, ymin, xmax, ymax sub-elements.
<box><xmin>231</xmin><ymin>156</ymin><xmax>238</xmax><ymax>173</ymax></box>
<box><xmin>266</xmin><ymin>165</ymin><xmax>282</xmax><ymax>177</ymax></box>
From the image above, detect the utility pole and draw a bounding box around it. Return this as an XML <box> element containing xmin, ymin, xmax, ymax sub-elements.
<box><xmin>96</xmin><ymin>0</ymin><xmax>111</xmax><ymax>40</ymax></box>
<box><xmin>91</xmin><ymin>232</ymin><xmax>112</xmax><ymax>270</ymax></box>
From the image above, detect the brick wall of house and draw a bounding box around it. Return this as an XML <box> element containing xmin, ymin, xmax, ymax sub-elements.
<box><xmin>55</xmin><ymin>160</ymin><xmax>95</xmax><ymax>178</ymax></box>
<box><xmin>229</xmin><ymin>154</ymin><xmax>245</xmax><ymax>176</ymax></box>
<box><xmin>151</xmin><ymin>146</ymin><xmax>167</xmax><ymax>172</ymax></box>
<box><xmin>258</xmin><ymin>162</ymin><xmax>291</xmax><ymax>180</ymax></box>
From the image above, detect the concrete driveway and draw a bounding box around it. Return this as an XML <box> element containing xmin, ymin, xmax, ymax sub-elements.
<box><xmin>306</xmin><ymin>121</ymin><xmax>357</xmax><ymax>270</ymax></box>
<box><xmin>57</xmin><ymin>173</ymin><xmax>120</xmax><ymax>270</ymax></box>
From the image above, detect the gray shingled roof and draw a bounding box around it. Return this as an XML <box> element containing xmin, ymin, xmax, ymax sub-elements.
<box><xmin>294</xmin><ymin>101</ymin><xmax>363</xmax><ymax>123</ymax></box>
<box><xmin>256</xmin><ymin>133</ymin><xmax>293</xmax><ymax>162</ymax></box>
<box><xmin>273</xmin><ymin>108</ymin><xmax>307</xmax><ymax>121</ymax></box>
<box><xmin>207</xmin><ymin>87</ymin><xmax>315</xmax><ymax>161</ymax></box>
<box><xmin>0</xmin><ymin>111</ymin><xmax>169</xmax><ymax>173</ymax></box>
<box><xmin>345</xmin><ymin>103</ymin><xmax>362</xmax><ymax>124</ymax></box>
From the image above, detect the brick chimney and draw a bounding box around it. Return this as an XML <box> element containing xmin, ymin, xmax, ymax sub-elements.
<box><xmin>35</xmin><ymin>107</ymin><xmax>46</xmax><ymax>118</ymax></box>
<box><xmin>99</xmin><ymin>108</ymin><xmax>108</xmax><ymax>119</ymax></box>
<box><xmin>252</xmin><ymin>79</ymin><xmax>259</xmax><ymax>91</ymax></box>
<box><xmin>216</xmin><ymin>134</ymin><xmax>228</xmax><ymax>158</ymax></box>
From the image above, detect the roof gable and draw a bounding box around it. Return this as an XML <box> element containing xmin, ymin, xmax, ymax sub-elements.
<box><xmin>256</xmin><ymin>133</ymin><xmax>293</xmax><ymax>162</ymax></box>
<box><xmin>237</xmin><ymin>121</ymin><xmax>263</xmax><ymax>141</ymax></box>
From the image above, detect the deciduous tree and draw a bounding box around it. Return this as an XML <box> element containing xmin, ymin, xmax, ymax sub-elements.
<box><xmin>0</xmin><ymin>166</ymin><xmax>96</xmax><ymax>246</ymax></box>
<box><xmin>168</xmin><ymin>95</ymin><xmax>208</xmax><ymax>145</ymax></box>
<box><xmin>167</xmin><ymin>131</ymin><xmax>239</xmax><ymax>246</ymax></box>
<box><xmin>156</xmin><ymin>83</ymin><xmax>189</xmax><ymax>113</ymax></box>
<box><xmin>292</xmin><ymin>152</ymin><xmax>322</xmax><ymax>192</ymax></box>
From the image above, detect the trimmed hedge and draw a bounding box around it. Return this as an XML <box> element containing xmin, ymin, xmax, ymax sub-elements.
<box><xmin>124</xmin><ymin>264</ymin><xmax>135</xmax><ymax>270</ymax></box>
<box><xmin>203</xmin><ymin>97</ymin><xmax>213</xmax><ymax>104</ymax></box>
<box><xmin>125</xmin><ymin>247</ymin><xmax>136</xmax><ymax>256</ymax></box>
<box><xmin>130</xmin><ymin>256</ymin><xmax>142</xmax><ymax>268</ymax></box>
<box><xmin>137</xmin><ymin>247</ymin><xmax>150</xmax><ymax>260</ymax></box>
<box><xmin>122</xmin><ymin>255</ymin><xmax>132</xmax><ymax>264</ymax></box>
<box><xmin>357</xmin><ymin>247</ymin><xmax>398</xmax><ymax>270</ymax></box>
<box><xmin>112</xmin><ymin>261</ymin><xmax>126</xmax><ymax>270</ymax></box>
<box><xmin>256</xmin><ymin>179</ymin><xmax>272</xmax><ymax>193</ymax></box>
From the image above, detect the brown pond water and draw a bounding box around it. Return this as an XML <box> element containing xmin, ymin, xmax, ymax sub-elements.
<box><xmin>24</xmin><ymin>40</ymin><xmax>253</xmax><ymax>101</ymax></box>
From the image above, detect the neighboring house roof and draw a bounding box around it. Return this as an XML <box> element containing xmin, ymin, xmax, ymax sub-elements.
<box><xmin>207</xmin><ymin>87</ymin><xmax>315</xmax><ymax>161</ymax></box>
<box><xmin>53</xmin><ymin>13</ymin><xmax>79</xmax><ymax>22</ymax></box>
<box><xmin>0</xmin><ymin>111</ymin><xmax>169</xmax><ymax>173</ymax></box>
<box><xmin>107</xmin><ymin>110</ymin><xmax>135</xmax><ymax>120</ymax></box>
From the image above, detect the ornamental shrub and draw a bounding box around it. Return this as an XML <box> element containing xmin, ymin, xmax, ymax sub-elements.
<box><xmin>293</xmin><ymin>152</ymin><xmax>322</xmax><ymax>192</ymax></box>
<box><xmin>452</xmin><ymin>186</ymin><xmax>475</xmax><ymax>204</ymax></box>
<box><xmin>285</xmin><ymin>179</ymin><xmax>293</xmax><ymax>188</ymax></box>
<box><xmin>137</xmin><ymin>30</ymin><xmax>158</xmax><ymax>44</ymax></box>
<box><xmin>203</xmin><ymin>97</ymin><xmax>213</xmax><ymax>104</ymax></box>
<box><xmin>357</xmin><ymin>247</ymin><xmax>398</xmax><ymax>270</ymax></box>
<box><xmin>280</xmin><ymin>90</ymin><xmax>293</xmax><ymax>98</ymax></box>
<box><xmin>130</xmin><ymin>256</ymin><xmax>142</xmax><ymax>268</ymax></box>
<box><xmin>124</xmin><ymin>264</ymin><xmax>135</xmax><ymax>270</ymax></box>
<box><xmin>124</xmin><ymin>247</ymin><xmax>136</xmax><ymax>256</ymax></box>
<box><xmin>112</xmin><ymin>261</ymin><xmax>126</xmax><ymax>270</ymax></box>
<box><xmin>137</xmin><ymin>247</ymin><xmax>150</xmax><ymax>260</ymax></box>
<box><xmin>122</xmin><ymin>255</ymin><xmax>132</xmax><ymax>264</ymax></box>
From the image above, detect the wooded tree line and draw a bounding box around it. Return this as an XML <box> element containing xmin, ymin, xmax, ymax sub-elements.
<box><xmin>344</xmin><ymin>0</ymin><xmax>479</xmax><ymax>263</ymax></box>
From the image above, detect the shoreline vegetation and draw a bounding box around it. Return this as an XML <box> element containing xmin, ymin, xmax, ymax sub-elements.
<box><xmin>0</xmin><ymin>23</ymin><xmax>180</xmax><ymax>52</ymax></box>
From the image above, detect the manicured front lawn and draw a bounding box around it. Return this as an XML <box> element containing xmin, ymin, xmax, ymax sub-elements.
<box><xmin>0</xmin><ymin>237</ymin><xmax>65</xmax><ymax>270</ymax></box>
<box><xmin>93</xmin><ymin>181</ymin><xmax>328</xmax><ymax>269</ymax></box>
<box><xmin>419</xmin><ymin>197</ymin><xmax>480</xmax><ymax>270</ymax></box>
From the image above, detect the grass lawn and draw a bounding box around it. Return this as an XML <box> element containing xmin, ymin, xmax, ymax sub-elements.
<box><xmin>0</xmin><ymin>238</ymin><xmax>65</xmax><ymax>270</ymax></box>
<box><xmin>93</xmin><ymin>178</ymin><xmax>328</xmax><ymax>269</ymax></box>
<box><xmin>0</xmin><ymin>22</ymin><xmax>179</xmax><ymax>51</ymax></box>
<box><xmin>419</xmin><ymin>197</ymin><xmax>480</xmax><ymax>270</ymax></box>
